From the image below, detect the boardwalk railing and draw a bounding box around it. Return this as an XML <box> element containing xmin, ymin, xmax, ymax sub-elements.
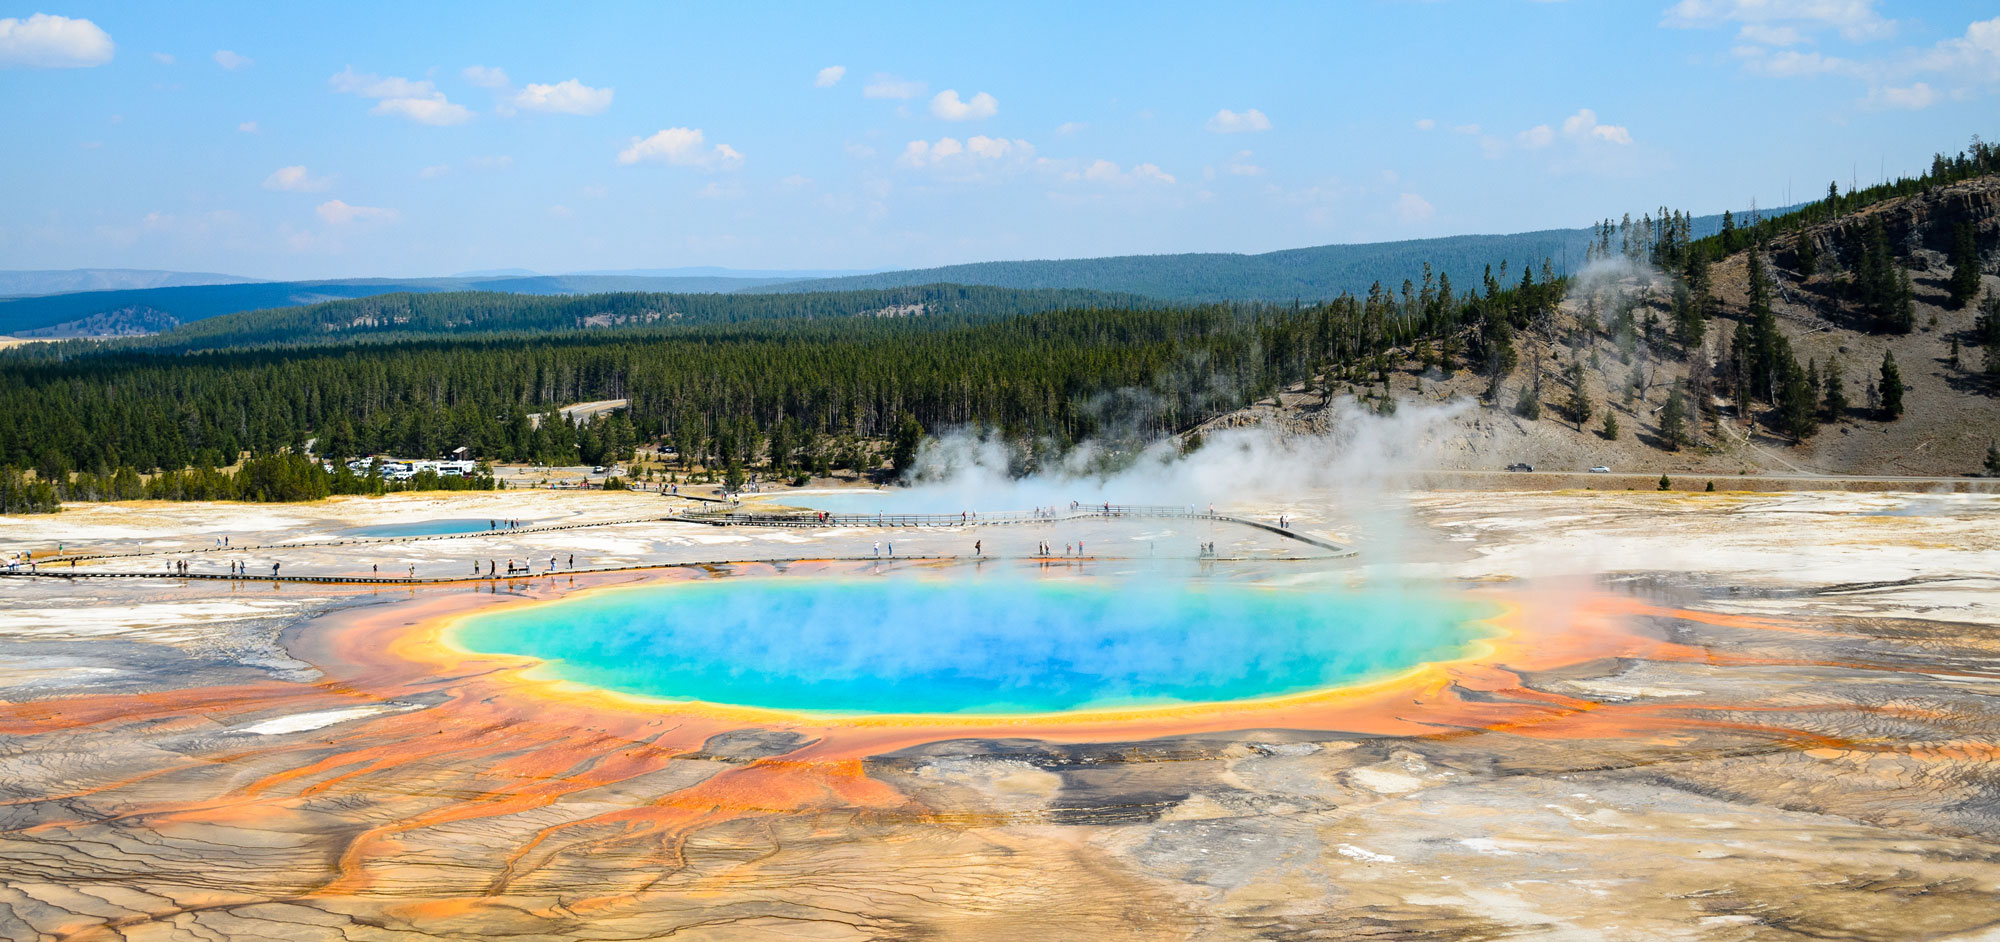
<box><xmin>681</xmin><ymin>503</ymin><xmax>1353</xmax><ymax>555</ymax></box>
<box><xmin>680</xmin><ymin>503</ymin><xmax>1203</xmax><ymax>529</ymax></box>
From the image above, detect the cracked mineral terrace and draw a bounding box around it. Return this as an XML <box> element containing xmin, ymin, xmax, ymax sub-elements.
<box><xmin>0</xmin><ymin>487</ymin><xmax>1997</xmax><ymax>941</ymax></box>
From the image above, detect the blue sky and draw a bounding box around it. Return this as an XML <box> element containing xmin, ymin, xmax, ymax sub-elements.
<box><xmin>3</xmin><ymin>1</ymin><xmax>1996</xmax><ymax>279</ymax></box>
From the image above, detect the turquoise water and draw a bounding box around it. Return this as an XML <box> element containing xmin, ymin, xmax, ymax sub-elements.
<box><xmin>346</xmin><ymin>518</ymin><xmax>499</xmax><ymax>538</ymax></box>
<box><xmin>452</xmin><ymin>578</ymin><xmax>1492</xmax><ymax>715</ymax></box>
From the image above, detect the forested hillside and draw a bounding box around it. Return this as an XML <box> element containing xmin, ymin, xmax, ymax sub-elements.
<box><xmin>0</xmin><ymin>270</ymin><xmax>1564</xmax><ymax>485</ymax></box>
<box><xmin>28</xmin><ymin>284</ymin><xmax>1150</xmax><ymax>353</ymax></box>
<box><xmin>0</xmin><ymin>273</ymin><xmax>811</xmax><ymax>337</ymax></box>
<box><xmin>767</xmin><ymin>207</ymin><xmax>1791</xmax><ymax>302</ymax></box>
<box><xmin>1227</xmin><ymin>140</ymin><xmax>2000</xmax><ymax>479</ymax></box>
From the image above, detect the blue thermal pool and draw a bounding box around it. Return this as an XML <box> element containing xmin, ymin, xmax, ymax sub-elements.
<box><xmin>450</xmin><ymin>578</ymin><xmax>1496</xmax><ymax>716</ymax></box>
<box><xmin>345</xmin><ymin>518</ymin><xmax>504</xmax><ymax>538</ymax></box>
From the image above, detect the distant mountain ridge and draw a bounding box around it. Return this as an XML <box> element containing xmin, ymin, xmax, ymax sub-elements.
<box><xmin>0</xmin><ymin>273</ymin><xmax>811</xmax><ymax>337</ymax></box>
<box><xmin>768</xmin><ymin>207</ymin><xmax>1804</xmax><ymax>302</ymax></box>
<box><xmin>2</xmin><ymin>210</ymin><xmax>1799</xmax><ymax>336</ymax></box>
<box><xmin>0</xmin><ymin>269</ymin><xmax>258</xmax><ymax>297</ymax></box>
<box><xmin>103</xmin><ymin>284</ymin><xmax>1153</xmax><ymax>352</ymax></box>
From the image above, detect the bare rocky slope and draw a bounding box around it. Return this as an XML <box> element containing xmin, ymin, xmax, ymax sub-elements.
<box><xmin>1206</xmin><ymin>176</ymin><xmax>2000</xmax><ymax>479</ymax></box>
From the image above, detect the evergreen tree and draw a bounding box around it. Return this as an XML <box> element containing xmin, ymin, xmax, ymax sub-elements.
<box><xmin>1776</xmin><ymin>355</ymin><xmax>1820</xmax><ymax>441</ymax></box>
<box><xmin>1878</xmin><ymin>350</ymin><xmax>1905</xmax><ymax>419</ymax></box>
<box><xmin>1659</xmin><ymin>384</ymin><xmax>1689</xmax><ymax>450</ymax></box>
<box><xmin>1600</xmin><ymin>411</ymin><xmax>1620</xmax><ymax>440</ymax></box>
<box><xmin>1981</xmin><ymin>294</ymin><xmax>2000</xmax><ymax>380</ymax></box>
<box><xmin>1947</xmin><ymin>221</ymin><xmax>1982</xmax><ymax>310</ymax></box>
<box><xmin>1794</xmin><ymin>228</ymin><xmax>1818</xmax><ymax>279</ymax></box>
<box><xmin>1821</xmin><ymin>355</ymin><xmax>1849</xmax><ymax>418</ymax></box>
<box><xmin>1854</xmin><ymin>219</ymin><xmax>1914</xmax><ymax>334</ymax></box>
<box><xmin>1658</xmin><ymin>473</ymin><xmax>1671</xmax><ymax>491</ymax></box>
<box><xmin>890</xmin><ymin>413</ymin><xmax>925</xmax><ymax>476</ymax></box>
<box><xmin>1986</xmin><ymin>442</ymin><xmax>2000</xmax><ymax>478</ymax></box>
<box><xmin>1564</xmin><ymin>361</ymin><xmax>1593</xmax><ymax>431</ymax></box>
<box><xmin>1670</xmin><ymin>279</ymin><xmax>1704</xmax><ymax>355</ymax></box>
<box><xmin>1894</xmin><ymin>268</ymin><xmax>1917</xmax><ymax>334</ymax></box>
<box><xmin>1514</xmin><ymin>384</ymin><xmax>1541</xmax><ymax>420</ymax></box>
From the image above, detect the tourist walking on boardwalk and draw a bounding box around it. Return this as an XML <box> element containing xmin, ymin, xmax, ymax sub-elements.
<box><xmin>974</xmin><ymin>540</ymin><xmax>982</xmax><ymax>556</ymax></box>
<box><xmin>872</xmin><ymin>541</ymin><xmax>880</xmax><ymax>558</ymax></box>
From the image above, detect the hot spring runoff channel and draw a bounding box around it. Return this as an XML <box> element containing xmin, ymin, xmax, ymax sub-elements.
<box><xmin>451</xmin><ymin>577</ymin><xmax>1496</xmax><ymax>716</ymax></box>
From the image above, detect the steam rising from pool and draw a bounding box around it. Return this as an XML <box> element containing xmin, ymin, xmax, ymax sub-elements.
<box><xmin>452</xmin><ymin>576</ymin><xmax>1493</xmax><ymax>716</ymax></box>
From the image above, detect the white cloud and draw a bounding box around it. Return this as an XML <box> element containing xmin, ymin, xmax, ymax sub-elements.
<box><xmin>815</xmin><ymin>65</ymin><xmax>846</xmax><ymax>87</ymax></box>
<box><xmin>1862</xmin><ymin>81</ymin><xmax>1938</xmax><ymax>109</ymax></box>
<box><xmin>330</xmin><ymin>67</ymin><xmax>473</xmax><ymax>125</ymax></box>
<box><xmin>844</xmin><ymin>141</ymin><xmax>877</xmax><ymax>159</ymax></box>
<box><xmin>1452</xmin><ymin>123</ymin><xmax>1481</xmax><ymax>135</ymax></box>
<box><xmin>696</xmin><ymin>181</ymin><xmax>744</xmax><ymax>200</ymax></box>
<box><xmin>1738</xmin><ymin>23</ymin><xmax>1805</xmax><ymax>45</ymax></box>
<box><xmin>419</xmin><ymin>163</ymin><xmax>451</xmax><ymax>178</ymax></box>
<box><xmin>1560</xmin><ymin>108</ymin><xmax>1633</xmax><ymax>145</ymax></box>
<box><xmin>1224</xmin><ymin>150</ymin><xmax>1265</xmax><ymax>176</ymax></box>
<box><xmin>462</xmin><ymin>64</ymin><xmax>510</xmax><ymax>88</ymax></box>
<box><xmin>1662</xmin><ymin>0</ymin><xmax>1894</xmax><ymax>43</ymax></box>
<box><xmin>579</xmin><ymin>184</ymin><xmax>608</xmax><ymax>198</ymax></box>
<box><xmin>0</xmin><ymin>13</ymin><xmax>114</xmax><ymax>68</ymax></box>
<box><xmin>511</xmin><ymin>78</ymin><xmax>614</xmax><ymax>115</ymax></box>
<box><xmin>371</xmin><ymin>96</ymin><xmax>473</xmax><ymax>125</ymax></box>
<box><xmin>780</xmin><ymin>173</ymin><xmax>813</xmax><ymax>188</ymax></box>
<box><xmin>330</xmin><ymin>66</ymin><xmax>433</xmax><ymax>98</ymax></box>
<box><xmin>316</xmin><ymin>200</ymin><xmax>397</xmax><ymax>224</ymax></box>
<box><xmin>1592</xmin><ymin>124</ymin><xmax>1634</xmax><ymax>145</ymax></box>
<box><xmin>863</xmin><ymin>73</ymin><xmax>926</xmax><ymax>99</ymax></box>
<box><xmin>1414</xmin><ymin>118</ymin><xmax>1437</xmax><ymax>131</ymax></box>
<box><xmin>930</xmin><ymin>89</ymin><xmax>998</xmax><ymax>121</ymax></box>
<box><xmin>1394</xmin><ymin>192</ymin><xmax>1436</xmax><ymax>223</ymax></box>
<box><xmin>1515</xmin><ymin>124</ymin><xmax>1554</xmax><ymax>149</ymax></box>
<box><xmin>1205</xmin><ymin>108</ymin><xmax>1271</xmax><ymax>133</ymax></box>
<box><xmin>1913</xmin><ymin>16</ymin><xmax>2000</xmax><ymax>84</ymax></box>
<box><xmin>213</xmin><ymin>49</ymin><xmax>252</xmax><ymax>70</ymax></box>
<box><xmin>152</xmin><ymin>52</ymin><xmax>173</xmax><ymax>66</ymax></box>
<box><xmin>237</xmin><ymin>120</ymin><xmax>259</xmax><ymax>134</ymax></box>
<box><xmin>1055</xmin><ymin>121</ymin><xmax>1087</xmax><ymax>135</ymax></box>
<box><xmin>548</xmin><ymin>204</ymin><xmax>573</xmax><ymax>217</ymax></box>
<box><xmin>1069</xmin><ymin>159</ymin><xmax>1176</xmax><ymax>186</ymax></box>
<box><xmin>263</xmin><ymin>165</ymin><xmax>332</xmax><ymax>192</ymax></box>
<box><xmin>1736</xmin><ymin>46</ymin><xmax>1863</xmax><ymax>77</ymax></box>
<box><xmin>897</xmin><ymin>136</ymin><xmax>1038</xmax><ymax>179</ymax></box>
<box><xmin>898</xmin><ymin>137</ymin><xmax>964</xmax><ymax>167</ymax></box>
<box><xmin>617</xmin><ymin>127</ymin><xmax>744</xmax><ymax>170</ymax></box>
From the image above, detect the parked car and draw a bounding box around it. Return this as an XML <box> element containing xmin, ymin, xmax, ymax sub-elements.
<box><xmin>1589</xmin><ymin>466</ymin><xmax>1611</xmax><ymax>473</ymax></box>
<box><xmin>592</xmin><ymin>466</ymin><xmax>607</xmax><ymax>473</ymax></box>
<box><xmin>1506</xmin><ymin>463</ymin><xmax>1534</xmax><ymax>472</ymax></box>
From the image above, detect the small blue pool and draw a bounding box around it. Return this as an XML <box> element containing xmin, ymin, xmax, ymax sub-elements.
<box><xmin>343</xmin><ymin>518</ymin><xmax>503</xmax><ymax>539</ymax></box>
